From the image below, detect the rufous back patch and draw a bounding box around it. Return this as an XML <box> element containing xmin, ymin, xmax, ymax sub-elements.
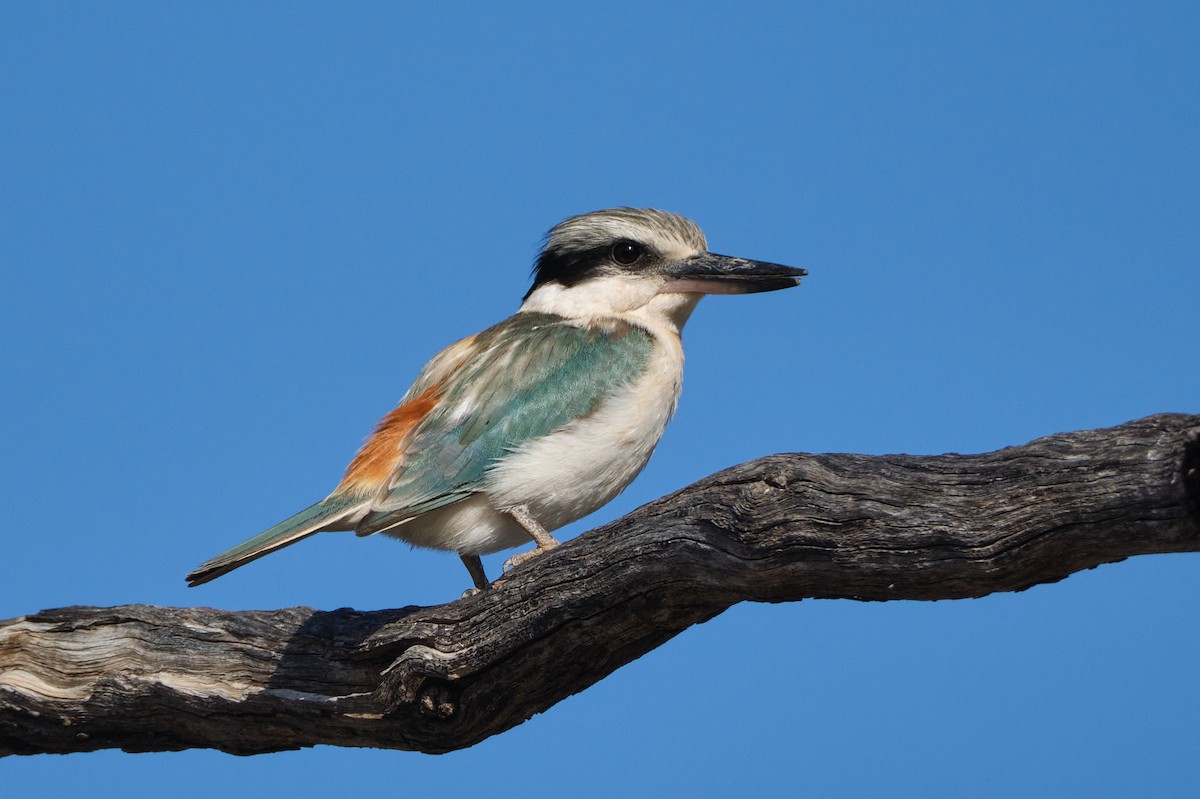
<box><xmin>338</xmin><ymin>384</ymin><xmax>442</xmax><ymax>490</ymax></box>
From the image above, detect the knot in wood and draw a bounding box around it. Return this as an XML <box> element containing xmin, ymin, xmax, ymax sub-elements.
<box><xmin>417</xmin><ymin>680</ymin><xmax>458</xmax><ymax>720</ymax></box>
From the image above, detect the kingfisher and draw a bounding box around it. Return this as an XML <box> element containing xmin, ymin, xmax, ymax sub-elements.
<box><xmin>186</xmin><ymin>208</ymin><xmax>806</xmax><ymax>593</ymax></box>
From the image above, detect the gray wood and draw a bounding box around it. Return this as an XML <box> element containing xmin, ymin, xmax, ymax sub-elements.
<box><xmin>3</xmin><ymin>413</ymin><xmax>1198</xmax><ymax>757</ymax></box>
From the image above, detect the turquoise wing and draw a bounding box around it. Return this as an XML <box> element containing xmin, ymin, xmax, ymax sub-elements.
<box><xmin>355</xmin><ymin>313</ymin><xmax>655</xmax><ymax>534</ymax></box>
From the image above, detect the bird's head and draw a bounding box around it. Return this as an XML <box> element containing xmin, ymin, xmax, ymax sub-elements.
<box><xmin>520</xmin><ymin>208</ymin><xmax>806</xmax><ymax>327</ymax></box>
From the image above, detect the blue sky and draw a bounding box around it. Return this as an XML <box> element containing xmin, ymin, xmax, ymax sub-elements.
<box><xmin>3</xmin><ymin>2</ymin><xmax>1198</xmax><ymax>796</ymax></box>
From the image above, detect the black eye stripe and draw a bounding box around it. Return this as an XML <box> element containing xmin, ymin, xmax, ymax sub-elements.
<box><xmin>525</xmin><ymin>239</ymin><xmax>653</xmax><ymax>300</ymax></box>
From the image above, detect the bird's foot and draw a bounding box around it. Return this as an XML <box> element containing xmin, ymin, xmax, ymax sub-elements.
<box><xmin>502</xmin><ymin>541</ymin><xmax>558</xmax><ymax>574</ymax></box>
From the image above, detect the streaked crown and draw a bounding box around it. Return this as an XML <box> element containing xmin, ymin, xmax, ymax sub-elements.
<box><xmin>527</xmin><ymin>208</ymin><xmax>707</xmax><ymax>299</ymax></box>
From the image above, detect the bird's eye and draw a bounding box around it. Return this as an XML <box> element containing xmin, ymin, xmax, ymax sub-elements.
<box><xmin>611</xmin><ymin>241</ymin><xmax>644</xmax><ymax>265</ymax></box>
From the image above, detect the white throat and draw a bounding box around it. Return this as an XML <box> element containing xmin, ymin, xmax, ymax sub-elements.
<box><xmin>520</xmin><ymin>278</ymin><xmax>703</xmax><ymax>334</ymax></box>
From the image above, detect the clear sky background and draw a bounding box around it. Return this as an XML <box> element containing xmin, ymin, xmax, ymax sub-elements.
<box><xmin>3</xmin><ymin>2</ymin><xmax>1199</xmax><ymax>796</ymax></box>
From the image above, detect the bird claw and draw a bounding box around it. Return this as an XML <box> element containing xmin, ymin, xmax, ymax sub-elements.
<box><xmin>501</xmin><ymin>551</ymin><xmax>533</xmax><ymax>573</ymax></box>
<box><xmin>502</xmin><ymin>543</ymin><xmax>556</xmax><ymax>573</ymax></box>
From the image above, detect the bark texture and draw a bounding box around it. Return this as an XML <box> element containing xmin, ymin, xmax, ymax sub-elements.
<box><xmin>3</xmin><ymin>413</ymin><xmax>1199</xmax><ymax>757</ymax></box>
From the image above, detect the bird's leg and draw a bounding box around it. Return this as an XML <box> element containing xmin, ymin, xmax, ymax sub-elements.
<box><xmin>503</xmin><ymin>504</ymin><xmax>560</xmax><ymax>572</ymax></box>
<box><xmin>460</xmin><ymin>553</ymin><xmax>492</xmax><ymax>596</ymax></box>
<box><xmin>511</xmin><ymin>504</ymin><xmax>560</xmax><ymax>550</ymax></box>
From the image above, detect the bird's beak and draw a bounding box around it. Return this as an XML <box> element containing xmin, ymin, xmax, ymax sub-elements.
<box><xmin>660</xmin><ymin>252</ymin><xmax>808</xmax><ymax>295</ymax></box>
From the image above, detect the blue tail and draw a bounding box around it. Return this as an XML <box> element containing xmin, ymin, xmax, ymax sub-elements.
<box><xmin>186</xmin><ymin>494</ymin><xmax>364</xmax><ymax>587</ymax></box>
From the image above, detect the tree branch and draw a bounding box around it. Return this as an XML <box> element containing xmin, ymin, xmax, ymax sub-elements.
<box><xmin>3</xmin><ymin>413</ymin><xmax>1199</xmax><ymax>757</ymax></box>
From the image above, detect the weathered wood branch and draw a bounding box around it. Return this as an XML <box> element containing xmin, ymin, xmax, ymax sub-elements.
<box><xmin>2</xmin><ymin>413</ymin><xmax>1198</xmax><ymax>757</ymax></box>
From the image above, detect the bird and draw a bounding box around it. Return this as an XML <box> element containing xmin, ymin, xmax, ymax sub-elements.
<box><xmin>186</xmin><ymin>208</ymin><xmax>806</xmax><ymax>593</ymax></box>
